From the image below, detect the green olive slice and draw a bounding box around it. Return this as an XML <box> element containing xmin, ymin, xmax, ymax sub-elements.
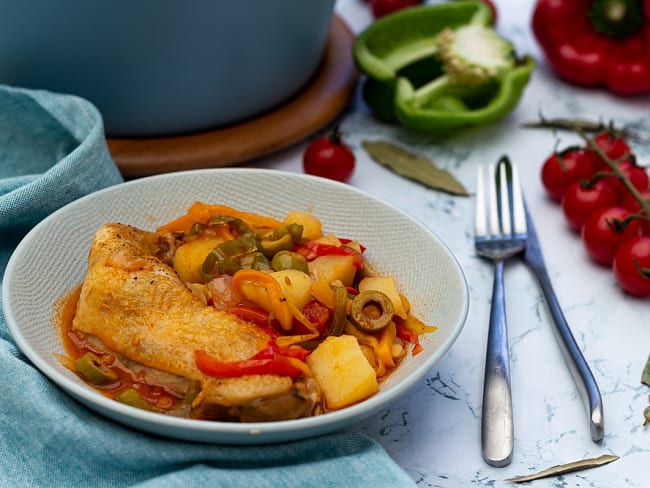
<box><xmin>75</xmin><ymin>352</ymin><xmax>118</xmax><ymax>386</ymax></box>
<box><xmin>350</xmin><ymin>290</ymin><xmax>394</xmax><ymax>332</ymax></box>
<box><xmin>271</xmin><ymin>250</ymin><xmax>309</xmax><ymax>273</ymax></box>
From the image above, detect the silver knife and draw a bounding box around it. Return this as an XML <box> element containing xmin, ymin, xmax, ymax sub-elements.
<box><xmin>522</xmin><ymin>201</ymin><xmax>604</xmax><ymax>442</ymax></box>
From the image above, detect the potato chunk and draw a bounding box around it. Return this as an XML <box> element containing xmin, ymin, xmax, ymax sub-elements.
<box><xmin>173</xmin><ymin>237</ymin><xmax>223</xmax><ymax>283</ymax></box>
<box><xmin>284</xmin><ymin>211</ymin><xmax>323</xmax><ymax>240</ymax></box>
<box><xmin>308</xmin><ymin>255</ymin><xmax>357</xmax><ymax>287</ymax></box>
<box><xmin>306</xmin><ymin>335</ymin><xmax>378</xmax><ymax>410</ymax></box>
<box><xmin>271</xmin><ymin>269</ymin><xmax>313</xmax><ymax>310</ymax></box>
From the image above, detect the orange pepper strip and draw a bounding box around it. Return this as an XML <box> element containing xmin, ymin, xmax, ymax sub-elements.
<box><xmin>376</xmin><ymin>321</ymin><xmax>396</xmax><ymax>369</ymax></box>
<box><xmin>275</xmin><ymin>333</ymin><xmax>319</xmax><ymax>348</ymax></box>
<box><xmin>187</xmin><ymin>202</ymin><xmax>284</xmax><ymax>232</ymax></box>
<box><xmin>403</xmin><ymin>314</ymin><xmax>437</xmax><ymax>335</ymax></box>
<box><xmin>231</xmin><ymin>269</ymin><xmax>320</xmax><ymax>335</ymax></box>
<box><xmin>157</xmin><ymin>202</ymin><xmax>285</xmax><ymax>234</ymax></box>
<box><xmin>157</xmin><ymin>214</ymin><xmax>200</xmax><ymax>234</ymax></box>
<box><xmin>285</xmin><ymin>356</ymin><xmax>313</xmax><ymax>378</ymax></box>
<box><xmin>231</xmin><ymin>269</ymin><xmax>294</xmax><ymax>331</ymax></box>
<box><xmin>310</xmin><ymin>279</ymin><xmax>335</xmax><ymax>308</ymax></box>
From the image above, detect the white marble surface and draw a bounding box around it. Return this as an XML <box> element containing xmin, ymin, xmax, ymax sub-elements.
<box><xmin>252</xmin><ymin>1</ymin><xmax>650</xmax><ymax>486</ymax></box>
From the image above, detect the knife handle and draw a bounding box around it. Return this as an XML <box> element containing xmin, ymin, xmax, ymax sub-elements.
<box><xmin>533</xmin><ymin>266</ymin><xmax>604</xmax><ymax>442</ymax></box>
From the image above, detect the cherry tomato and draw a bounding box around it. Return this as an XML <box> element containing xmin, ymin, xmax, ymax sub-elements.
<box><xmin>581</xmin><ymin>207</ymin><xmax>642</xmax><ymax>266</ymax></box>
<box><xmin>540</xmin><ymin>147</ymin><xmax>597</xmax><ymax>202</ymax></box>
<box><xmin>622</xmin><ymin>190</ymin><xmax>650</xmax><ymax>235</ymax></box>
<box><xmin>370</xmin><ymin>0</ymin><xmax>420</xmax><ymax>18</ymax></box>
<box><xmin>589</xmin><ymin>131</ymin><xmax>633</xmax><ymax>169</ymax></box>
<box><xmin>599</xmin><ymin>159</ymin><xmax>649</xmax><ymax>197</ymax></box>
<box><xmin>612</xmin><ymin>236</ymin><xmax>650</xmax><ymax>297</ymax></box>
<box><xmin>303</xmin><ymin>128</ymin><xmax>355</xmax><ymax>183</ymax></box>
<box><xmin>622</xmin><ymin>190</ymin><xmax>650</xmax><ymax>211</ymax></box>
<box><xmin>561</xmin><ymin>179</ymin><xmax>620</xmax><ymax>232</ymax></box>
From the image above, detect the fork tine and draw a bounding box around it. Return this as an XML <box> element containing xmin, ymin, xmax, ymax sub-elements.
<box><xmin>497</xmin><ymin>160</ymin><xmax>512</xmax><ymax>236</ymax></box>
<box><xmin>487</xmin><ymin>163</ymin><xmax>500</xmax><ymax>237</ymax></box>
<box><xmin>510</xmin><ymin>163</ymin><xmax>527</xmax><ymax>235</ymax></box>
<box><xmin>475</xmin><ymin>166</ymin><xmax>487</xmax><ymax>237</ymax></box>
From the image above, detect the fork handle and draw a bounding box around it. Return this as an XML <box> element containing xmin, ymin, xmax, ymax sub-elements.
<box><xmin>530</xmin><ymin>266</ymin><xmax>604</xmax><ymax>442</ymax></box>
<box><xmin>481</xmin><ymin>260</ymin><xmax>514</xmax><ymax>467</ymax></box>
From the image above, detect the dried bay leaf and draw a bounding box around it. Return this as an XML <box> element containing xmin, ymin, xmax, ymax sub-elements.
<box><xmin>641</xmin><ymin>353</ymin><xmax>650</xmax><ymax>387</ymax></box>
<box><xmin>641</xmin><ymin>354</ymin><xmax>650</xmax><ymax>426</ymax></box>
<box><xmin>504</xmin><ymin>454</ymin><xmax>619</xmax><ymax>483</ymax></box>
<box><xmin>362</xmin><ymin>140</ymin><xmax>469</xmax><ymax>196</ymax></box>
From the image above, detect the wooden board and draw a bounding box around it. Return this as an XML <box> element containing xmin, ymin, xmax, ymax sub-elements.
<box><xmin>108</xmin><ymin>15</ymin><xmax>358</xmax><ymax>178</ymax></box>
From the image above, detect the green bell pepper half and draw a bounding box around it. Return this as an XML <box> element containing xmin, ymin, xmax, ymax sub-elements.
<box><xmin>353</xmin><ymin>1</ymin><xmax>535</xmax><ymax>131</ymax></box>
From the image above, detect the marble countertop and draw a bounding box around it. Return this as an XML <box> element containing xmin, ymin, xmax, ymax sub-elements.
<box><xmin>253</xmin><ymin>1</ymin><xmax>650</xmax><ymax>486</ymax></box>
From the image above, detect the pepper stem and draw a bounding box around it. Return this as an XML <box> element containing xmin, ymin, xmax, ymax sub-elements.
<box><xmin>588</xmin><ymin>0</ymin><xmax>645</xmax><ymax>38</ymax></box>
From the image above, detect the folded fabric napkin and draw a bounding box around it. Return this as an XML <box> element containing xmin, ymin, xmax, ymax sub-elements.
<box><xmin>0</xmin><ymin>85</ymin><xmax>415</xmax><ymax>487</ymax></box>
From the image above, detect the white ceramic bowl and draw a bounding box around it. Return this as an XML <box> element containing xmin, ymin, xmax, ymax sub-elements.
<box><xmin>3</xmin><ymin>169</ymin><xmax>469</xmax><ymax>444</ymax></box>
<box><xmin>0</xmin><ymin>0</ymin><xmax>335</xmax><ymax>136</ymax></box>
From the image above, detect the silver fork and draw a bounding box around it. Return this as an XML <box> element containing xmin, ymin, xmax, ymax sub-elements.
<box><xmin>474</xmin><ymin>156</ymin><xmax>527</xmax><ymax>467</ymax></box>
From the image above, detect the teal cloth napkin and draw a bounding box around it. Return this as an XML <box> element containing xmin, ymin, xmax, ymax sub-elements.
<box><xmin>0</xmin><ymin>85</ymin><xmax>415</xmax><ymax>487</ymax></box>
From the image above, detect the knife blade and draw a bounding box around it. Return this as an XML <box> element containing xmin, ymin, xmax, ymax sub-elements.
<box><xmin>522</xmin><ymin>201</ymin><xmax>604</xmax><ymax>442</ymax></box>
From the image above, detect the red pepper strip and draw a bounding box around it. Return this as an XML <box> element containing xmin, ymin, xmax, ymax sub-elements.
<box><xmin>294</xmin><ymin>241</ymin><xmax>365</xmax><ymax>269</ymax></box>
<box><xmin>346</xmin><ymin>286</ymin><xmax>359</xmax><ymax>296</ymax></box>
<box><xmin>195</xmin><ymin>340</ymin><xmax>308</xmax><ymax>379</ymax></box>
<box><xmin>195</xmin><ymin>350</ymin><xmax>303</xmax><ymax>378</ymax></box>
<box><xmin>396</xmin><ymin>323</ymin><xmax>424</xmax><ymax>356</ymax></box>
<box><xmin>338</xmin><ymin>238</ymin><xmax>367</xmax><ymax>253</ymax></box>
<box><xmin>299</xmin><ymin>300</ymin><xmax>332</xmax><ymax>334</ymax></box>
<box><xmin>532</xmin><ymin>0</ymin><xmax>650</xmax><ymax>95</ymax></box>
<box><xmin>255</xmin><ymin>341</ymin><xmax>310</xmax><ymax>361</ymax></box>
<box><xmin>228</xmin><ymin>304</ymin><xmax>280</xmax><ymax>337</ymax></box>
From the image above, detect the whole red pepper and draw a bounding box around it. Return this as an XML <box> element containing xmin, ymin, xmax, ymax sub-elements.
<box><xmin>532</xmin><ymin>0</ymin><xmax>650</xmax><ymax>95</ymax></box>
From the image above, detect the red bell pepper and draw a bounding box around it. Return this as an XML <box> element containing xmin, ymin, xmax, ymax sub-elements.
<box><xmin>532</xmin><ymin>0</ymin><xmax>650</xmax><ymax>95</ymax></box>
<box><xmin>228</xmin><ymin>304</ymin><xmax>279</xmax><ymax>336</ymax></box>
<box><xmin>396</xmin><ymin>323</ymin><xmax>424</xmax><ymax>355</ymax></box>
<box><xmin>195</xmin><ymin>341</ymin><xmax>309</xmax><ymax>379</ymax></box>
<box><xmin>293</xmin><ymin>240</ymin><xmax>365</xmax><ymax>269</ymax></box>
<box><xmin>299</xmin><ymin>300</ymin><xmax>332</xmax><ymax>334</ymax></box>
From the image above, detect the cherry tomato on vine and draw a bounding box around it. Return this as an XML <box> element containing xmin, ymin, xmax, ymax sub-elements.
<box><xmin>541</xmin><ymin>147</ymin><xmax>597</xmax><ymax>202</ymax></box>
<box><xmin>612</xmin><ymin>236</ymin><xmax>650</xmax><ymax>297</ymax></box>
<box><xmin>370</xmin><ymin>0</ymin><xmax>420</xmax><ymax>18</ymax></box>
<box><xmin>622</xmin><ymin>190</ymin><xmax>650</xmax><ymax>235</ymax></box>
<box><xmin>589</xmin><ymin>131</ymin><xmax>633</xmax><ymax>168</ymax></box>
<box><xmin>601</xmin><ymin>160</ymin><xmax>650</xmax><ymax>198</ymax></box>
<box><xmin>561</xmin><ymin>179</ymin><xmax>620</xmax><ymax>232</ymax></box>
<box><xmin>581</xmin><ymin>207</ymin><xmax>642</xmax><ymax>266</ymax></box>
<box><xmin>622</xmin><ymin>189</ymin><xmax>650</xmax><ymax>210</ymax></box>
<box><xmin>303</xmin><ymin>128</ymin><xmax>355</xmax><ymax>183</ymax></box>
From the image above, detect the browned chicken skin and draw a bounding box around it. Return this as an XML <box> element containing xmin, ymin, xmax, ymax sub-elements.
<box><xmin>72</xmin><ymin>223</ymin><xmax>320</xmax><ymax>421</ymax></box>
